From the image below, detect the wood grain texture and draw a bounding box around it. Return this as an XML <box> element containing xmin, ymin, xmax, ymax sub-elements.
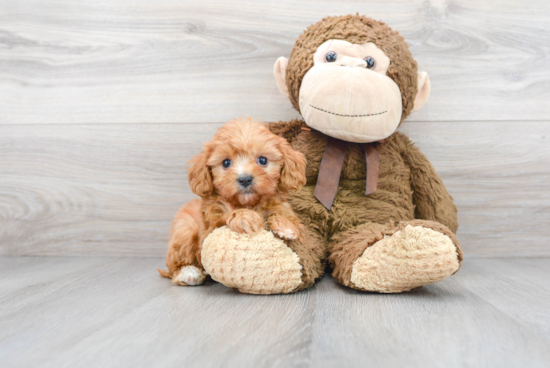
<box><xmin>310</xmin><ymin>259</ymin><xmax>550</xmax><ymax>368</ymax></box>
<box><xmin>0</xmin><ymin>257</ymin><xmax>549</xmax><ymax>368</ymax></box>
<box><xmin>1</xmin><ymin>0</ymin><xmax>549</xmax><ymax>257</ymax></box>
<box><xmin>1</xmin><ymin>121</ymin><xmax>549</xmax><ymax>257</ymax></box>
<box><xmin>1</xmin><ymin>0</ymin><xmax>549</xmax><ymax>124</ymax></box>
<box><xmin>401</xmin><ymin>121</ymin><xmax>550</xmax><ymax>256</ymax></box>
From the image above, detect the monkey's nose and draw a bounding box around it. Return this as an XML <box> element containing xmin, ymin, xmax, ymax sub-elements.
<box><xmin>237</xmin><ymin>175</ymin><xmax>254</xmax><ymax>188</ymax></box>
<box><xmin>339</xmin><ymin>56</ymin><xmax>367</xmax><ymax>68</ymax></box>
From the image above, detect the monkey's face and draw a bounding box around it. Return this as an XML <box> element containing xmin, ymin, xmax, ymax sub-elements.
<box><xmin>274</xmin><ymin>37</ymin><xmax>430</xmax><ymax>144</ymax></box>
<box><xmin>299</xmin><ymin>40</ymin><xmax>402</xmax><ymax>143</ymax></box>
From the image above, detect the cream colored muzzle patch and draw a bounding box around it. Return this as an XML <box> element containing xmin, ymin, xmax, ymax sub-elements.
<box><xmin>350</xmin><ymin>225</ymin><xmax>460</xmax><ymax>293</ymax></box>
<box><xmin>201</xmin><ymin>226</ymin><xmax>303</xmax><ymax>294</ymax></box>
<box><xmin>299</xmin><ymin>64</ymin><xmax>402</xmax><ymax>143</ymax></box>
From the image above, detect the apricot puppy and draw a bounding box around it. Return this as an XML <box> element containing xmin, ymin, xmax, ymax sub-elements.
<box><xmin>158</xmin><ymin>118</ymin><xmax>307</xmax><ymax>286</ymax></box>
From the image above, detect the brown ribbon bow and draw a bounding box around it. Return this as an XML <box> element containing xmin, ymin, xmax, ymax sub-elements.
<box><xmin>313</xmin><ymin>137</ymin><xmax>382</xmax><ymax>210</ymax></box>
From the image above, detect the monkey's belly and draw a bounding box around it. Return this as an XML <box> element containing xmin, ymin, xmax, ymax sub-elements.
<box><xmin>332</xmin><ymin>185</ymin><xmax>415</xmax><ymax>225</ymax></box>
<box><xmin>290</xmin><ymin>180</ymin><xmax>415</xmax><ymax>238</ymax></box>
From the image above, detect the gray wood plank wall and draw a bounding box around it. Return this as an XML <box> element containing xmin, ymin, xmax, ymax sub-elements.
<box><xmin>1</xmin><ymin>0</ymin><xmax>549</xmax><ymax>257</ymax></box>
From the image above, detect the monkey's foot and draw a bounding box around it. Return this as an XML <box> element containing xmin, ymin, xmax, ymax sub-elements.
<box><xmin>350</xmin><ymin>224</ymin><xmax>461</xmax><ymax>293</ymax></box>
<box><xmin>201</xmin><ymin>226</ymin><xmax>303</xmax><ymax>294</ymax></box>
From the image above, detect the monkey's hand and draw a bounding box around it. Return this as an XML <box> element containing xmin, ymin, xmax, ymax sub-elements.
<box><xmin>268</xmin><ymin>216</ymin><xmax>300</xmax><ymax>241</ymax></box>
<box><xmin>225</xmin><ymin>209</ymin><xmax>265</xmax><ymax>235</ymax></box>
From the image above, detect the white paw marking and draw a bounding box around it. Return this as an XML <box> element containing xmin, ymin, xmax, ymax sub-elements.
<box><xmin>178</xmin><ymin>266</ymin><xmax>206</xmax><ymax>286</ymax></box>
<box><xmin>274</xmin><ymin>228</ymin><xmax>296</xmax><ymax>240</ymax></box>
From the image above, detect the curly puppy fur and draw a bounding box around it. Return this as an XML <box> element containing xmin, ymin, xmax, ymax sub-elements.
<box><xmin>158</xmin><ymin>118</ymin><xmax>312</xmax><ymax>285</ymax></box>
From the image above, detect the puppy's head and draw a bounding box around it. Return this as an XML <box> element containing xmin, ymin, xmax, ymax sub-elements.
<box><xmin>188</xmin><ymin>118</ymin><xmax>306</xmax><ymax>206</ymax></box>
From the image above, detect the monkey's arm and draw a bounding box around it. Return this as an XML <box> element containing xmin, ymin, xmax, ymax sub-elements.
<box><xmin>266</xmin><ymin>119</ymin><xmax>306</xmax><ymax>143</ymax></box>
<box><xmin>396</xmin><ymin>133</ymin><xmax>458</xmax><ymax>233</ymax></box>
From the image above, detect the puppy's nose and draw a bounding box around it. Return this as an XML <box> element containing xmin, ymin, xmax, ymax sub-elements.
<box><xmin>237</xmin><ymin>175</ymin><xmax>253</xmax><ymax>188</ymax></box>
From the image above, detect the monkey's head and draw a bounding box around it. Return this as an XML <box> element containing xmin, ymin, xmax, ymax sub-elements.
<box><xmin>274</xmin><ymin>15</ymin><xmax>430</xmax><ymax>143</ymax></box>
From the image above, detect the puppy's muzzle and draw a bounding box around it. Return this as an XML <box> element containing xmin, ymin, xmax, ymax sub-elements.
<box><xmin>237</xmin><ymin>175</ymin><xmax>254</xmax><ymax>189</ymax></box>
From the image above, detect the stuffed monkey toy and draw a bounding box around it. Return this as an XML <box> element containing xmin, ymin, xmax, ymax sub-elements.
<box><xmin>201</xmin><ymin>14</ymin><xmax>463</xmax><ymax>294</ymax></box>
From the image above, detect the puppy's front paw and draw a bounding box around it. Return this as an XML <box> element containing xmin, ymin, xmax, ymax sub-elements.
<box><xmin>174</xmin><ymin>266</ymin><xmax>206</xmax><ymax>286</ymax></box>
<box><xmin>273</xmin><ymin>227</ymin><xmax>297</xmax><ymax>240</ymax></box>
<box><xmin>269</xmin><ymin>216</ymin><xmax>299</xmax><ymax>241</ymax></box>
<box><xmin>226</xmin><ymin>209</ymin><xmax>264</xmax><ymax>234</ymax></box>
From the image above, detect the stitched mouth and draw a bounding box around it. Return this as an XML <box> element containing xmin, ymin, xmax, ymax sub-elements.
<box><xmin>310</xmin><ymin>105</ymin><xmax>387</xmax><ymax>117</ymax></box>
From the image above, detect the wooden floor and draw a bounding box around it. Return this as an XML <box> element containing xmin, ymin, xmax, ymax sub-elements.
<box><xmin>1</xmin><ymin>257</ymin><xmax>549</xmax><ymax>368</ymax></box>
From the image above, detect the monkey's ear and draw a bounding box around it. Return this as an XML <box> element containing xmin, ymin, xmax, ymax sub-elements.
<box><xmin>274</xmin><ymin>57</ymin><xmax>289</xmax><ymax>97</ymax></box>
<box><xmin>412</xmin><ymin>72</ymin><xmax>431</xmax><ymax>112</ymax></box>
<box><xmin>187</xmin><ymin>148</ymin><xmax>214</xmax><ymax>197</ymax></box>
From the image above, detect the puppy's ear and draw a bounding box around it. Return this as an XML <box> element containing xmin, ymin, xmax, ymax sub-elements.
<box><xmin>188</xmin><ymin>147</ymin><xmax>214</xmax><ymax>197</ymax></box>
<box><xmin>278</xmin><ymin>138</ymin><xmax>307</xmax><ymax>194</ymax></box>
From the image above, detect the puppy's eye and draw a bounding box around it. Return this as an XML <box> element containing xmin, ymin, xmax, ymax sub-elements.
<box><xmin>325</xmin><ymin>51</ymin><xmax>338</xmax><ymax>62</ymax></box>
<box><xmin>364</xmin><ymin>56</ymin><xmax>375</xmax><ymax>69</ymax></box>
<box><xmin>222</xmin><ymin>159</ymin><xmax>231</xmax><ymax>168</ymax></box>
<box><xmin>257</xmin><ymin>156</ymin><xmax>268</xmax><ymax>166</ymax></box>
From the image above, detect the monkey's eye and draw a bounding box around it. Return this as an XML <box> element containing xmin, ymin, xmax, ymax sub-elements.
<box><xmin>222</xmin><ymin>159</ymin><xmax>231</xmax><ymax>168</ymax></box>
<box><xmin>364</xmin><ymin>56</ymin><xmax>375</xmax><ymax>69</ymax></box>
<box><xmin>257</xmin><ymin>156</ymin><xmax>268</xmax><ymax>166</ymax></box>
<box><xmin>325</xmin><ymin>51</ymin><xmax>338</xmax><ymax>62</ymax></box>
